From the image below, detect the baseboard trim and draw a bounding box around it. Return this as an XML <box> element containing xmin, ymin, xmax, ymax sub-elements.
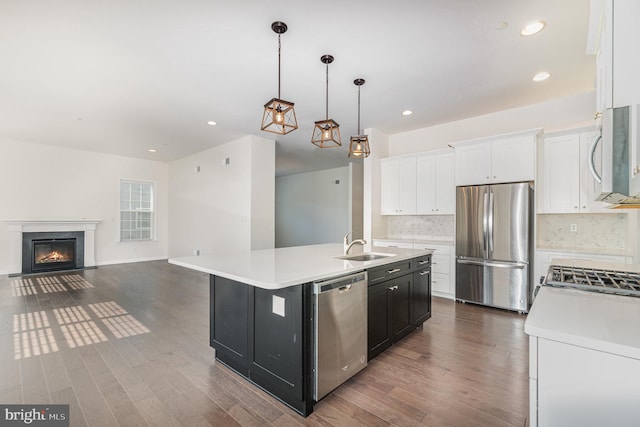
<box><xmin>96</xmin><ymin>256</ymin><xmax>168</xmax><ymax>266</ymax></box>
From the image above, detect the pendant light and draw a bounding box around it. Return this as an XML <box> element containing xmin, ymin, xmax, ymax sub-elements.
<box><xmin>348</xmin><ymin>78</ymin><xmax>370</xmax><ymax>158</ymax></box>
<box><xmin>261</xmin><ymin>21</ymin><xmax>298</xmax><ymax>135</ymax></box>
<box><xmin>311</xmin><ymin>54</ymin><xmax>341</xmax><ymax>148</ymax></box>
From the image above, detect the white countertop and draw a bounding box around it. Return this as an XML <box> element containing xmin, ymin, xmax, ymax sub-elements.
<box><xmin>168</xmin><ymin>243</ymin><xmax>433</xmax><ymax>290</ymax></box>
<box><xmin>525</xmin><ymin>257</ymin><xmax>640</xmax><ymax>360</ymax></box>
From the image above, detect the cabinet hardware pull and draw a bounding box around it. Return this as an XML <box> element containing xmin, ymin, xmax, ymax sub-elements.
<box><xmin>387</xmin><ymin>285</ymin><xmax>398</xmax><ymax>291</ymax></box>
<box><xmin>589</xmin><ymin>132</ymin><xmax>603</xmax><ymax>183</ymax></box>
<box><xmin>419</xmin><ymin>271</ymin><xmax>429</xmax><ymax>276</ymax></box>
<box><xmin>418</xmin><ymin>260</ymin><xmax>429</xmax><ymax>265</ymax></box>
<box><xmin>386</xmin><ymin>268</ymin><xmax>401</xmax><ymax>274</ymax></box>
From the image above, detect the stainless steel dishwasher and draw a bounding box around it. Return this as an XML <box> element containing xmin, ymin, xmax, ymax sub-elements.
<box><xmin>313</xmin><ymin>271</ymin><xmax>367</xmax><ymax>401</ymax></box>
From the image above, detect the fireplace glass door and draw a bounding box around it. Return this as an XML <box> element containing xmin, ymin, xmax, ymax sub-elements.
<box><xmin>32</xmin><ymin>239</ymin><xmax>76</xmax><ymax>272</ymax></box>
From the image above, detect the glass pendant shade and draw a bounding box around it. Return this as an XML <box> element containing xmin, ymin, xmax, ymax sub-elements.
<box><xmin>348</xmin><ymin>135</ymin><xmax>370</xmax><ymax>158</ymax></box>
<box><xmin>262</xmin><ymin>98</ymin><xmax>297</xmax><ymax>134</ymax></box>
<box><xmin>261</xmin><ymin>21</ymin><xmax>297</xmax><ymax>135</ymax></box>
<box><xmin>312</xmin><ymin>119</ymin><xmax>341</xmax><ymax>148</ymax></box>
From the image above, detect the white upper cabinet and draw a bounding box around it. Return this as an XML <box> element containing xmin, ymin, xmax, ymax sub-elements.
<box><xmin>611</xmin><ymin>0</ymin><xmax>640</xmax><ymax>108</ymax></box>
<box><xmin>380</xmin><ymin>156</ymin><xmax>417</xmax><ymax>215</ymax></box>
<box><xmin>592</xmin><ymin>0</ymin><xmax>640</xmax><ymax>111</ymax></box>
<box><xmin>452</xmin><ymin>140</ymin><xmax>491</xmax><ymax>186</ymax></box>
<box><xmin>416</xmin><ymin>152</ymin><xmax>455</xmax><ymax>215</ymax></box>
<box><xmin>540</xmin><ymin>134</ymin><xmax>581</xmax><ymax>212</ymax></box>
<box><xmin>452</xmin><ymin>131</ymin><xmax>538</xmax><ymax>186</ymax></box>
<box><xmin>540</xmin><ymin>130</ymin><xmax>612</xmax><ymax>213</ymax></box>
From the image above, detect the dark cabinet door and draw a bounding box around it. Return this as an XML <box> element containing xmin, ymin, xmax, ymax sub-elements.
<box><xmin>389</xmin><ymin>275</ymin><xmax>413</xmax><ymax>342</ymax></box>
<box><xmin>251</xmin><ymin>285</ymin><xmax>304</xmax><ymax>404</ymax></box>
<box><xmin>367</xmin><ymin>280</ymin><xmax>392</xmax><ymax>360</ymax></box>
<box><xmin>210</xmin><ymin>276</ymin><xmax>250</xmax><ymax>374</ymax></box>
<box><xmin>412</xmin><ymin>268</ymin><xmax>431</xmax><ymax>326</ymax></box>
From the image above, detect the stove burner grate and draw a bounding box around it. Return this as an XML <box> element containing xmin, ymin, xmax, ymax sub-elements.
<box><xmin>545</xmin><ymin>265</ymin><xmax>640</xmax><ymax>297</ymax></box>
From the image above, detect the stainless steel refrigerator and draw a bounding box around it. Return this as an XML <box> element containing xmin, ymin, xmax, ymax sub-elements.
<box><xmin>455</xmin><ymin>182</ymin><xmax>533</xmax><ymax>312</ymax></box>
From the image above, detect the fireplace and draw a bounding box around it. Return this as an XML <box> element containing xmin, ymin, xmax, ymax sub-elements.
<box><xmin>22</xmin><ymin>232</ymin><xmax>85</xmax><ymax>274</ymax></box>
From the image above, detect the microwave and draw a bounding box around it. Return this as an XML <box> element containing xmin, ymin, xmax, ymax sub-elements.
<box><xmin>591</xmin><ymin>105</ymin><xmax>640</xmax><ymax>205</ymax></box>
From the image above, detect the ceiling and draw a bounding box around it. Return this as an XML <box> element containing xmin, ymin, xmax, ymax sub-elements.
<box><xmin>0</xmin><ymin>0</ymin><xmax>595</xmax><ymax>176</ymax></box>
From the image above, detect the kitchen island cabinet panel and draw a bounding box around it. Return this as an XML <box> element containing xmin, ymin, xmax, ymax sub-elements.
<box><xmin>367</xmin><ymin>255</ymin><xmax>431</xmax><ymax>360</ymax></box>
<box><xmin>210</xmin><ymin>277</ymin><xmax>313</xmax><ymax>415</ymax></box>
<box><xmin>251</xmin><ymin>286</ymin><xmax>306</xmax><ymax>405</ymax></box>
<box><xmin>367</xmin><ymin>259</ymin><xmax>413</xmax><ymax>285</ymax></box>
<box><xmin>389</xmin><ymin>275</ymin><xmax>413</xmax><ymax>342</ymax></box>
<box><xmin>367</xmin><ymin>280</ymin><xmax>393</xmax><ymax>359</ymax></box>
<box><xmin>412</xmin><ymin>263</ymin><xmax>432</xmax><ymax>325</ymax></box>
<box><xmin>210</xmin><ymin>276</ymin><xmax>250</xmax><ymax>374</ymax></box>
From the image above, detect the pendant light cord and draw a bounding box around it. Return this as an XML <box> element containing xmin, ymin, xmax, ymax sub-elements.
<box><xmin>325</xmin><ymin>63</ymin><xmax>329</xmax><ymax>120</ymax></box>
<box><xmin>357</xmin><ymin>86</ymin><xmax>361</xmax><ymax>134</ymax></box>
<box><xmin>277</xmin><ymin>34</ymin><xmax>281</xmax><ymax>99</ymax></box>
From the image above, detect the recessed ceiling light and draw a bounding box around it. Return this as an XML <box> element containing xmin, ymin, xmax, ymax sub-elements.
<box><xmin>148</xmin><ymin>149</ymin><xmax>157</xmax><ymax>153</ymax></box>
<box><xmin>521</xmin><ymin>21</ymin><xmax>546</xmax><ymax>36</ymax></box>
<box><xmin>532</xmin><ymin>71</ymin><xmax>551</xmax><ymax>82</ymax></box>
<box><xmin>496</xmin><ymin>21</ymin><xmax>509</xmax><ymax>31</ymax></box>
<box><xmin>402</xmin><ymin>110</ymin><xmax>413</xmax><ymax>116</ymax></box>
<box><xmin>206</xmin><ymin>120</ymin><xmax>217</xmax><ymax>126</ymax></box>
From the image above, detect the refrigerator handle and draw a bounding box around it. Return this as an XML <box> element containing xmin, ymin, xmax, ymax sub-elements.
<box><xmin>488</xmin><ymin>190</ymin><xmax>494</xmax><ymax>254</ymax></box>
<box><xmin>482</xmin><ymin>191</ymin><xmax>489</xmax><ymax>256</ymax></box>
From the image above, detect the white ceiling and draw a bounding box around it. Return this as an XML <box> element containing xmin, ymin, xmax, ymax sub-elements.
<box><xmin>0</xmin><ymin>0</ymin><xmax>595</xmax><ymax>176</ymax></box>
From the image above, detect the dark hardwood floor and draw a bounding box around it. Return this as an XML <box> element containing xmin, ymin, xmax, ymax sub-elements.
<box><xmin>0</xmin><ymin>261</ymin><xmax>529</xmax><ymax>426</ymax></box>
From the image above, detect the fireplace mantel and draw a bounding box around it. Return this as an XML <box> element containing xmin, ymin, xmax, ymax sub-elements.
<box><xmin>2</xmin><ymin>219</ymin><xmax>101</xmax><ymax>275</ymax></box>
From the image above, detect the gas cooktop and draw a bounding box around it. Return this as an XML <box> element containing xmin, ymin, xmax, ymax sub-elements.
<box><xmin>544</xmin><ymin>264</ymin><xmax>640</xmax><ymax>297</ymax></box>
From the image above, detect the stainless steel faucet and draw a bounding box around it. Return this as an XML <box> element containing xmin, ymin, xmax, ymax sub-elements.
<box><xmin>343</xmin><ymin>231</ymin><xmax>367</xmax><ymax>255</ymax></box>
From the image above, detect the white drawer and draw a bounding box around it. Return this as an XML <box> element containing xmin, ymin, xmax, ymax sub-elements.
<box><xmin>432</xmin><ymin>254</ymin><xmax>450</xmax><ymax>275</ymax></box>
<box><xmin>415</xmin><ymin>243</ymin><xmax>451</xmax><ymax>255</ymax></box>
<box><xmin>431</xmin><ymin>272</ymin><xmax>450</xmax><ymax>293</ymax></box>
<box><xmin>373</xmin><ymin>240</ymin><xmax>414</xmax><ymax>249</ymax></box>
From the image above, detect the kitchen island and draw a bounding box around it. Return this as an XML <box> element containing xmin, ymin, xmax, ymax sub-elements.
<box><xmin>169</xmin><ymin>243</ymin><xmax>433</xmax><ymax>416</ymax></box>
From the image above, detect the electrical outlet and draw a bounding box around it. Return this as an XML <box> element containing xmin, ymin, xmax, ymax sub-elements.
<box><xmin>570</xmin><ymin>224</ymin><xmax>578</xmax><ymax>232</ymax></box>
<box><xmin>193</xmin><ymin>249</ymin><xmax>200</xmax><ymax>256</ymax></box>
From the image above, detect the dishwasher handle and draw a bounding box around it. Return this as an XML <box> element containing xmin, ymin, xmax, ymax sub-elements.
<box><xmin>314</xmin><ymin>272</ymin><xmax>367</xmax><ymax>294</ymax></box>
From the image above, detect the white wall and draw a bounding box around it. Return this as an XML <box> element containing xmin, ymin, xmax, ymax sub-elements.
<box><xmin>168</xmin><ymin>135</ymin><xmax>274</xmax><ymax>257</ymax></box>
<box><xmin>251</xmin><ymin>140</ymin><xmax>276</xmax><ymax>250</ymax></box>
<box><xmin>349</xmin><ymin>162</ymin><xmax>364</xmax><ymax>241</ymax></box>
<box><xmin>364</xmin><ymin>128</ymin><xmax>389</xmax><ymax>244</ymax></box>
<box><xmin>275</xmin><ymin>167</ymin><xmax>350</xmax><ymax>248</ymax></box>
<box><xmin>388</xmin><ymin>91</ymin><xmax>597</xmax><ymax>155</ymax></box>
<box><xmin>0</xmin><ymin>137</ymin><xmax>169</xmax><ymax>274</ymax></box>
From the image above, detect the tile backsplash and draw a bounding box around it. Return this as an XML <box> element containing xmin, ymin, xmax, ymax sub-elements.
<box><xmin>386</xmin><ymin>215</ymin><xmax>455</xmax><ymax>240</ymax></box>
<box><xmin>536</xmin><ymin>213</ymin><xmax>627</xmax><ymax>252</ymax></box>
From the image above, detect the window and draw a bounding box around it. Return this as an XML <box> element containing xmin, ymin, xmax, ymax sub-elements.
<box><xmin>119</xmin><ymin>180</ymin><xmax>154</xmax><ymax>241</ymax></box>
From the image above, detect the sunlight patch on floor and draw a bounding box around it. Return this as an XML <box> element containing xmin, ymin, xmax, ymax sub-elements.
<box><xmin>13</xmin><ymin>311</ymin><xmax>59</xmax><ymax>360</ymax></box>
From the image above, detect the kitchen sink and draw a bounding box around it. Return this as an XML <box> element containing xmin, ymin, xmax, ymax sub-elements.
<box><xmin>335</xmin><ymin>253</ymin><xmax>393</xmax><ymax>261</ymax></box>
